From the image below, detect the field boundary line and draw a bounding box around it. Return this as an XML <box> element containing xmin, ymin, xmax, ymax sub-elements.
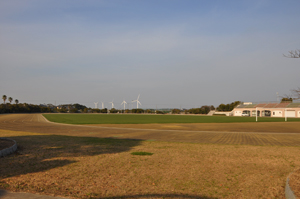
<box><xmin>40</xmin><ymin>114</ymin><xmax>300</xmax><ymax>135</ymax></box>
<box><xmin>41</xmin><ymin>114</ymin><xmax>52</xmax><ymax>123</ymax></box>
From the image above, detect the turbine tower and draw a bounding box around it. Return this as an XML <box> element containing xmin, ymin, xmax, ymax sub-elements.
<box><xmin>94</xmin><ymin>102</ymin><xmax>99</xmax><ymax>109</ymax></box>
<box><xmin>121</xmin><ymin>100</ymin><xmax>127</xmax><ymax>110</ymax></box>
<box><xmin>132</xmin><ymin>94</ymin><xmax>141</xmax><ymax>109</ymax></box>
<box><xmin>109</xmin><ymin>100</ymin><xmax>114</xmax><ymax>109</ymax></box>
<box><xmin>101</xmin><ymin>102</ymin><xmax>105</xmax><ymax>109</ymax></box>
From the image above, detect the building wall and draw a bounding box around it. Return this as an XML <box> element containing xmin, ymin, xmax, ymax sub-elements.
<box><xmin>234</xmin><ymin>110</ymin><xmax>242</xmax><ymax>116</ymax></box>
<box><xmin>286</xmin><ymin>110</ymin><xmax>296</xmax><ymax>118</ymax></box>
<box><xmin>214</xmin><ymin>111</ymin><xmax>233</xmax><ymax>116</ymax></box>
<box><xmin>272</xmin><ymin>110</ymin><xmax>283</xmax><ymax>117</ymax></box>
<box><xmin>233</xmin><ymin>108</ymin><xmax>300</xmax><ymax>118</ymax></box>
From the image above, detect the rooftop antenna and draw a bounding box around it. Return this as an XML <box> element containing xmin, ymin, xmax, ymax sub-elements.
<box><xmin>132</xmin><ymin>94</ymin><xmax>141</xmax><ymax>109</ymax></box>
<box><xmin>101</xmin><ymin>102</ymin><xmax>105</xmax><ymax>109</ymax></box>
<box><xmin>94</xmin><ymin>102</ymin><xmax>99</xmax><ymax>109</ymax></box>
<box><xmin>109</xmin><ymin>100</ymin><xmax>114</xmax><ymax>109</ymax></box>
<box><xmin>121</xmin><ymin>100</ymin><xmax>127</xmax><ymax>111</ymax></box>
<box><xmin>276</xmin><ymin>92</ymin><xmax>279</xmax><ymax>102</ymax></box>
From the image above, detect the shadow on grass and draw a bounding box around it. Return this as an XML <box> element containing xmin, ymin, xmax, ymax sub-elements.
<box><xmin>0</xmin><ymin>135</ymin><xmax>141</xmax><ymax>179</ymax></box>
<box><xmin>97</xmin><ymin>193</ymin><xmax>217</xmax><ymax>199</ymax></box>
<box><xmin>0</xmin><ymin>191</ymin><xmax>217</xmax><ymax>199</ymax></box>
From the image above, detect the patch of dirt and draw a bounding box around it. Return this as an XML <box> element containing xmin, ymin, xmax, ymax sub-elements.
<box><xmin>289</xmin><ymin>168</ymin><xmax>300</xmax><ymax>198</ymax></box>
<box><xmin>0</xmin><ymin>139</ymin><xmax>15</xmax><ymax>150</ymax></box>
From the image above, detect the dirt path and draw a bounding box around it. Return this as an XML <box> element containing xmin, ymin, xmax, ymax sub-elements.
<box><xmin>1</xmin><ymin>114</ymin><xmax>300</xmax><ymax>146</ymax></box>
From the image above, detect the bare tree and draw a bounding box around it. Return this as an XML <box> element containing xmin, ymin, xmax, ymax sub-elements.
<box><xmin>283</xmin><ymin>49</ymin><xmax>299</xmax><ymax>100</ymax></box>
<box><xmin>283</xmin><ymin>49</ymin><xmax>300</xmax><ymax>58</ymax></box>
<box><xmin>280</xmin><ymin>94</ymin><xmax>293</xmax><ymax>102</ymax></box>
<box><xmin>292</xmin><ymin>87</ymin><xmax>300</xmax><ymax>100</ymax></box>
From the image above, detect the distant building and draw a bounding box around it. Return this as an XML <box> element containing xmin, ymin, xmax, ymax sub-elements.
<box><xmin>232</xmin><ymin>102</ymin><xmax>300</xmax><ymax>118</ymax></box>
<box><xmin>56</xmin><ymin>104</ymin><xmax>74</xmax><ymax>110</ymax></box>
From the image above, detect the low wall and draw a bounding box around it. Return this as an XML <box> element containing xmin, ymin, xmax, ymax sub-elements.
<box><xmin>213</xmin><ymin>111</ymin><xmax>233</xmax><ymax>116</ymax></box>
<box><xmin>0</xmin><ymin>138</ymin><xmax>17</xmax><ymax>157</ymax></box>
<box><xmin>285</xmin><ymin>172</ymin><xmax>297</xmax><ymax>199</ymax></box>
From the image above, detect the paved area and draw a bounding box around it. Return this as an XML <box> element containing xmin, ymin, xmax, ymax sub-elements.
<box><xmin>0</xmin><ymin>189</ymin><xmax>67</xmax><ymax>199</ymax></box>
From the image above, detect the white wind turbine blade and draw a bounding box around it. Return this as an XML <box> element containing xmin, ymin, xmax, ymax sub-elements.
<box><xmin>109</xmin><ymin>100</ymin><xmax>114</xmax><ymax>109</ymax></box>
<box><xmin>136</xmin><ymin>101</ymin><xmax>141</xmax><ymax>109</ymax></box>
<box><xmin>132</xmin><ymin>94</ymin><xmax>141</xmax><ymax>109</ymax></box>
<box><xmin>121</xmin><ymin>100</ymin><xmax>127</xmax><ymax>110</ymax></box>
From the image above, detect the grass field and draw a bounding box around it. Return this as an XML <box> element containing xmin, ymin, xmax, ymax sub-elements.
<box><xmin>43</xmin><ymin>114</ymin><xmax>300</xmax><ymax>124</ymax></box>
<box><xmin>1</xmin><ymin>114</ymin><xmax>300</xmax><ymax>198</ymax></box>
<box><xmin>1</xmin><ymin>129</ymin><xmax>300</xmax><ymax>199</ymax></box>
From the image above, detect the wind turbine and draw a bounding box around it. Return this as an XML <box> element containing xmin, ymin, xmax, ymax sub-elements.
<box><xmin>109</xmin><ymin>100</ymin><xmax>114</xmax><ymax>109</ymax></box>
<box><xmin>101</xmin><ymin>102</ymin><xmax>105</xmax><ymax>109</ymax></box>
<box><xmin>132</xmin><ymin>94</ymin><xmax>141</xmax><ymax>109</ymax></box>
<box><xmin>94</xmin><ymin>102</ymin><xmax>99</xmax><ymax>109</ymax></box>
<box><xmin>121</xmin><ymin>100</ymin><xmax>127</xmax><ymax>111</ymax></box>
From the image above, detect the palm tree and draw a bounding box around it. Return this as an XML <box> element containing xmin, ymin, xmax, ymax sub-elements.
<box><xmin>8</xmin><ymin>97</ymin><xmax>13</xmax><ymax>104</ymax></box>
<box><xmin>2</xmin><ymin>95</ymin><xmax>7</xmax><ymax>104</ymax></box>
<box><xmin>15</xmin><ymin>99</ymin><xmax>19</xmax><ymax>104</ymax></box>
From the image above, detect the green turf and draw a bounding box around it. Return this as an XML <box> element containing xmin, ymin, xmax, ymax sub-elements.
<box><xmin>43</xmin><ymin>114</ymin><xmax>300</xmax><ymax>124</ymax></box>
<box><xmin>131</xmin><ymin>152</ymin><xmax>154</xmax><ymax>156</ymax></box>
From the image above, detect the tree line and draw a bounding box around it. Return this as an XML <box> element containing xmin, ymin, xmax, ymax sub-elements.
<box><xmin>1</xmin><ymin>95</ymin><xmax>242</xmax><ymax>115</ymax></box>
<box><xmin>171</xmin><ymin>101</ymin><xmax>241</xmax><ymax>115</ymax></box>
<box><xmin>0</xmin><ymin>95</ymin><xmax>161</xmax><ymax>114</ymax></box>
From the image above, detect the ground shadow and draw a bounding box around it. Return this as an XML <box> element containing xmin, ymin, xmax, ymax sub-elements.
<box><xmin>0</xmin><ymin>191</ymin><xmax>218</xmax><ymax>199</ymax></box>
<box><xmin>0</xmin><ymin>135</ymin><xmax>141</xmax><ymax>179</ymax></box>
<box><xmin>97</xmin><ymin>193</ymin><xmax>218</xmax><ymax>199</ymax></box>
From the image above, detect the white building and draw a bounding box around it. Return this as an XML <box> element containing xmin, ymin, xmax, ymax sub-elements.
<box><xmin>233</xmin><ymin>102</ymin><xmax>300</xmax><ymax>118</ymax></box>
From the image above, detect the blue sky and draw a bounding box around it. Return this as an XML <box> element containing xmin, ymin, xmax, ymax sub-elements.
<box><xmin>1</xmin><ymin>0</ymin><xmax>300</xmax><ymax>109</ymax></box>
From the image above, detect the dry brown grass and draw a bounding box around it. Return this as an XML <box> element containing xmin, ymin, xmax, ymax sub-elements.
<box><xmin>1</xmin><ymin>129</ymin><xmax>300</xmax><ymax>199</ymax></box>
<box><xmin>85</xmin><ymin>123</ymin><xmax>300</xmax><ymax>147</ymax></box>
<box><xmin>1</xmin><ymin>114</ymin><xmax>300</xmax><ymax>146</ymax></box>
<box><xmin>289</xmin><ymin>168</ymin><xmax>300</xmax><ymax>198</ymax></box>
<box><xmin>0</xmin><ymin>139</ymin><xmax>14</xmax><ymax>150</ymax></box>
<box><xmin>87</xmin><ymin>122</ymin><xmax>300</xmax><ymax>133</ymax></box>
